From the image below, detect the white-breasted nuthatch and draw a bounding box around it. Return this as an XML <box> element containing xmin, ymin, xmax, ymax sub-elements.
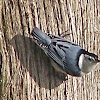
<box><xmin>31</xmin><ymin>27</ymin><xmax>100</xmax><ymax>77</ymax></box>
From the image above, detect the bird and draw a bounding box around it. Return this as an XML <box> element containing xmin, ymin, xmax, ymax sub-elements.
<box><xmin>31</xmin><ymin>27</ymin><xmax>100</xmax><ymax>77</ymax></box>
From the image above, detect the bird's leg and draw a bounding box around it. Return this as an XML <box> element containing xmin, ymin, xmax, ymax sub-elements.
<box><xmin>58</xmin><ymin>29</ymin><xmax>72</xmax><ymax>38</ymax></box>
<box><xmin>60</xmin><ymin>32</ymin><xmax>72</xmax><ymax>38</ymax></box>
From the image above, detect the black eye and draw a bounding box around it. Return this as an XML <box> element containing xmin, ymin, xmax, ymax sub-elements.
<box><xmin>88</xmin><ymin>57</ymin><xmax>92</xmax><ymax>61</ymax></box>
<box><xmin>88</xmin><ymin>57</ymin><xmax>95</xmax><ymax>61</ymax></box>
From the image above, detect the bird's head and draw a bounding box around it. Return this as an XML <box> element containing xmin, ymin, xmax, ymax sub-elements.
<box><xmin>78</xmin><ymin>50</ymin><xmax>100</xmax><ymax>74</ymax></box>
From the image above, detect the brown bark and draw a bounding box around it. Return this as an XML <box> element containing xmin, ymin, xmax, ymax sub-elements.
<box><xmin>0</xmin><ymin>0</ymin><xmax>100</xmax><ymax>100</ymax></box>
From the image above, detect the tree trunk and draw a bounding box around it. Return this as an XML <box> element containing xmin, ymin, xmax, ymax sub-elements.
<box><xmin>0</xmin><ymin>0</ymin><xmax>100</xmax><ymax>100</ymax></box>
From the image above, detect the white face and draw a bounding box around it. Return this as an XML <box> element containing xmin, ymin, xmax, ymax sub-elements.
<box><xmin>85</xmin><ymin>55</ymin><xmax>98</xmax><ymax>64</ymax></box>
<box><xmin>79</xmin><ymin>54</ymin><xmax>99</xmax><ymax>73</ymax></box>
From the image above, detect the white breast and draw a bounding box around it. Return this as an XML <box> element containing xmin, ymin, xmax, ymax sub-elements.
<box><xmin>78</xmin><ymin>54</ymin><xmax>84</xmax><ymax>69</ymax></box>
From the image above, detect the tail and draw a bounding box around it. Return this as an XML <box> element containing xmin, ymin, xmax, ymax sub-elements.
<box><xmin>31</xmin><ymin>27</ymin><xmax>51</xmax><ymax>46</ymax></box>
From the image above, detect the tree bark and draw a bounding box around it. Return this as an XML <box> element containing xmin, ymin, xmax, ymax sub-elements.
<box><xmin>0</xmin><ymin>0</ymin><xmax>100</xmax><ymax>100</ymax></box>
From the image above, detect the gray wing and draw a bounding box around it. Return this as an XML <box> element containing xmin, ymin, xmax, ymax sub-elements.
<box><xmin>44</xmin><ymin>37</ymin><xmax>82</xmax><ymax>76</ymax></box>
<box><xmin>42</xmin><ymin>45</ymin><xmax>64</xmax><ymax>69</ymax></box>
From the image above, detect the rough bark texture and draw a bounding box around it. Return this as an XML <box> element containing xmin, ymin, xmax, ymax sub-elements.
<box><xmin>0</xmin><ymin>0</ymin><xmax>100</xmax><ymax>100</ymax></box>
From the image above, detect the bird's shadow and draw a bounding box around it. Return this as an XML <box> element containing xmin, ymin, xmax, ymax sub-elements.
<box><xmin>10</xmin><ymin>34</ymin><xmax>66</xmax><ymax>89</ymax></box>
